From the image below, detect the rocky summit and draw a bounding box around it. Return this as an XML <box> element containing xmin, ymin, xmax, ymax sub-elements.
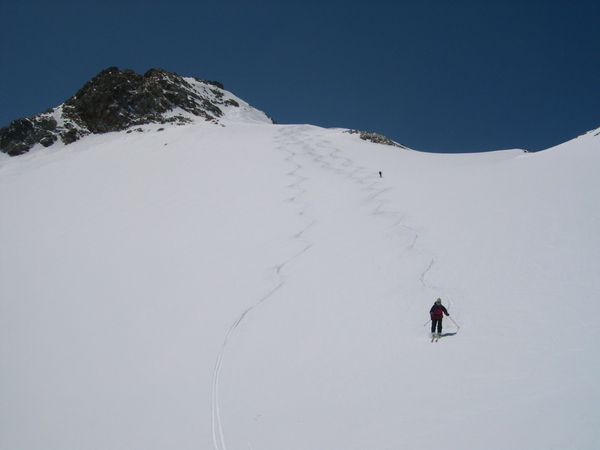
<box><xmin>0</xmin><ymin>67</ymin><xmax>273</xmax><ymax>156</ymax></box>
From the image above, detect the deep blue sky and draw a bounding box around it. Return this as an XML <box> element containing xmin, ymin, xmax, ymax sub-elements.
<box><xmin>1</xmin><ymin>0</ymin><xmax>598</xmax><ymax>152</ymax></box>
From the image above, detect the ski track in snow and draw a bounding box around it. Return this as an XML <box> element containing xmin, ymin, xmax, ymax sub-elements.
<box><xmin>297</xmin><ymin>126</ymin><xmax>447</xmax><ymax>301</ymax></box>
<box><xmin>211</xmin><ymin>126</ymin><xmax>316</xmax><ymax>450</ymax></box>
<box><xmin>210</xmin><ymin>125</ymin><xmax>447</xmax><ymax>449</ymax></box>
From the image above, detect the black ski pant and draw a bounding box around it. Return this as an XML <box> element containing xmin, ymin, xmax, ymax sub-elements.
<box><xmin>431</xmin><ymin>318</ymin><xmax>443</xmax><ymax>334</ymax></box>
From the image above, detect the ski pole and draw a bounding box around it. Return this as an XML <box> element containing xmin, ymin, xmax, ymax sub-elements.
<box><xmin>448</xmin><ymin>316</ymin><xmax>460</xmax><ymax>330</ymax></box>
<box><xmin>423</xmin><ymin>319</ymin><xmax>431</xmax><ymax>326</ymax></box>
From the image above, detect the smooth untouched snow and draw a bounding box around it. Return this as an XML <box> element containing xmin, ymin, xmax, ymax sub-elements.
<box><xmin>1</xmin><ymin>116</ymin><xmax>599</xmax><ymax>450</ymax></box>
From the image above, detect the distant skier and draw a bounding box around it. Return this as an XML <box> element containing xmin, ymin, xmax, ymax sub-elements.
<box><xmin>429</xmin><ymin>298</ymin><xmax>449</xmax><ymax>336</ymax></box>
<box><xmin>379</xmin><ymin>171</ymin><xmax>383</xmax><ymax>178</ymax></box>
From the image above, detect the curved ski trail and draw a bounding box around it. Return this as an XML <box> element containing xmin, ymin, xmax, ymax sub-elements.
<box><xmin>211</xmin><ymin>126</ymin><xmax>316</xmax><ymax>450</ymax></box>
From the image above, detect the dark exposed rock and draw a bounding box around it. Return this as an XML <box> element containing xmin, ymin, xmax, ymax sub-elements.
<box><xmin>60</xmin><ymin>127</ymin><xmax>81</xmax><ymax>145</ymax></box>
<box><xmin>61</xmin><ymin>67</ymin><xmax>225</xmax><ymax>134</ymax></box>
<box><xmin>40</xmin><ymin>135</ymin><xmax>57</xmax><ymax>147</ymax></box>
<box><xmin>345</xmin><ymin>129</ymin><xmax>408</xmax><ymax>149</ymax></box>
<box><xmin>0</xmin><ymin>116</ymin><xmax>60</xmax><ymax>156</ymax></box>
<box><xmin>0</xmin><ymin>67</ymin><xmax>250</xmax><ymax>156</ymax></box>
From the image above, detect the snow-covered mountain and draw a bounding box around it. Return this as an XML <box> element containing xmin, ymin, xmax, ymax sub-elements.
<box><xmin>1</xmin><ymin>71</ymin><xmax>599</xmax><ymax>449</ymax></box>
<box><xmin>0</xmin><ymin>67</ymin><xmax>275</xmax><ymax>156</ymax></box>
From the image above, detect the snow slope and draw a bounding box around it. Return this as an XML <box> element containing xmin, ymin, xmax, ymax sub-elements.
<box><xmin>1</xmin><ymin>117</ymin><xmax>599</xmax><ymax>449</ymax></box>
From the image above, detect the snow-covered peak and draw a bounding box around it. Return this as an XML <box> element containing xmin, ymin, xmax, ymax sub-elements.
<box><xmin>178</xmin><ymin>74</ymin><xmax>274</xmax><ymax>125</ymax></box>
<box><xmin>0</xmin><ymin>67</ymin><xmax>274</xmax><ymax>156</ymax></box>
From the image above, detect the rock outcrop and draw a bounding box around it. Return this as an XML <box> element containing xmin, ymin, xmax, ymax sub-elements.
<box><xmin>344</xmin><ymin>129</ymin><xmax>408</xmax><ymax>148</ymax></box>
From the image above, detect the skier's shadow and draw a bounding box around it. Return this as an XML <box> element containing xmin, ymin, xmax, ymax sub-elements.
<box><xmin>438</xmin><ymin>332</ymin><xmax>457</xmax><ymax>338</ymax></box>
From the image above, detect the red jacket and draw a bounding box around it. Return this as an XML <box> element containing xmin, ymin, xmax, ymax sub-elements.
<box><xmin>430</xmin><ymin>303</ymin><xmax>449</xmax><ymax>320</ymax></box>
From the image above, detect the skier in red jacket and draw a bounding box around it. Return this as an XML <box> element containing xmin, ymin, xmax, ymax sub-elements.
<box><xmin>430</xmin><ymin>298</ymin><xmax>449</xmax><ymax>336</ymax></box>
